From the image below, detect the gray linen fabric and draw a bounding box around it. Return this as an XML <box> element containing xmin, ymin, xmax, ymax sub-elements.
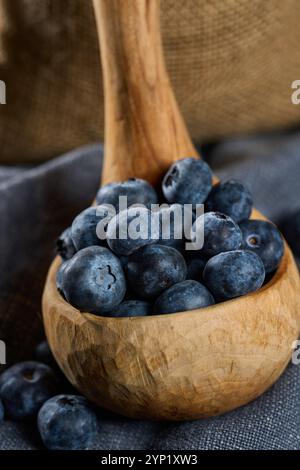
<box><xmin>0</xmin><ymin>134</ymin><xmax>300</xmax><ymax>450</ymax></box>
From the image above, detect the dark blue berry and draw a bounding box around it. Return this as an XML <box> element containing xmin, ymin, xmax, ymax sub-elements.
<box><xmin>240</xmin><ymin>220</ymin><xmax>284</xmax><ymax>274</ymax></box>
<box><xmin>119</xmin><ymin>255</ymin><xmax>129</xmax><ymax>269</ymax></box>
<box><xmin>203</xmin><ymin>250</ymin><xmax>265</xmax><ymax>300</ymax></box>
<box><xmin>106</xmin><ymin>300</ymin><xmax>152</xmax><ymax>317</ymax></box>
<box><xmin>191</xmin><ymin>212</ymin><xmax>242</xmax><ymax>256</ymax></box>
<box><xmin>157</xmin><ymin>204</ymin><xmax>194</xmax><ymax>252</ymax></box>
<box><xmin>0</xmin><ymin>361</ymin><xmax>58</xmax><ymax>421</ymax></box>
<box><xmin>106</xmin><ymin>207</ymin><xmax>159</xmax><ymax>256</ymax></box>
<box><xmin>96</xmin><ymin>178</ymin><xmax>158</xmax><ymax>211</ymax></box>
<box><xmin>35</xmin><ymin>342</ymin><xmax>77</xmax><ymax>394</ymax></box>
<box><xmin>56</xmin><ymin>260</ymin><xmax>69</xmax><ymax>298</ymax></box>
<box><xmin>62</xmin><ymin>246</ymin><xmax>126</xmax><ymax>315</ymax></box>
<box><xmin>154</xmin><ymin>280</ymin><xmax>215</xmax><ymax>314</ymax></box>
<box><xmin>71</xmin><ymin>205</ymin><xmax>114</xmax><ymax>251</ymax></box>
<box><xmin>205</xmin><ymin>180</ymin><xmax>253</xmax><ymax>223</ymax></box>
<box><xmin>38</xmin><ymin>395</ymin><xmax>98</xmax><ymax>450</ymax></box>
<box><xmin>185</xmin><ymin>253</ymin><xmax>207</xmax><ymax>281</ymax></box>
<box><xmin>56</xmin><ymin>227</ymin><xmax>76</xmax><ymax>260</ymax></box>
<box><xmin>35</xmin><ymin>341</ymin><xmax>57</xmax><ymax>369</ymax></box>
<box><xmin>279</xmin><ymin>210</ymin><xmax>300</xmax><ymax>257</ymax></box>
<box><xmin>0</xmin><ymin>398</ymin><xmax>4</xmax><ymax>422</ymax></box>
<box><xmin>162</xmin><ymin>158</ymin><xmax>213</xmax><ymax>205</ymax></box>
<box><xmin>126</xmin><ymin>244</ymin><xmax>187</xmax><ymax>299</ymax></box>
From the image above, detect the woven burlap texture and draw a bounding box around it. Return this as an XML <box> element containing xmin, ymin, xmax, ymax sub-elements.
<box><xmin>0</xmin><ymin>0</ymin><xmax>300</xmax><ymax>164</ymax></box>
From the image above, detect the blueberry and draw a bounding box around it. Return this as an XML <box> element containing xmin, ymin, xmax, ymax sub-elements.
<box><xmin>106</xmin><ymin>300</ymin><xmax>152</xmax><ymax>317</ymax></box>
<box><xmin>157</xmin><ymin>204</ymin><xmax>194</xmax><ymax>252</ymax></box>
<box><xmin>203</xmin><ymin>250</ymin><xmax>265</xmax><ymax>300</ymax></box>
<box><xmin>35</xmin><ymin>342</ymin><xmax>77</xmax><ymax>395</ymax></box>
<box><xmin>0</xmin><ymin>398</ymin><xmax>4</xmax><ymax>422</ymax></box>
<box><xmin>35</xmin><ymin>341</ymin><xmax>57</xmax><ymax>369</ymax></box>
<box><xmin>240</xmin><ymin>220</ymin><xmax>284</xmax><ymax>274</ymax></box>
<box><xmin>56</xmin><ymin>227</ymin><xmax>76</xmax><ymax>260</ymax></box>
<box><xmin>71</xmin><ymin>205</ymin><xmax>114</xmax><ymax>251</ymax></box>
<box><xmin>62</xmin><ymin>246</ymin><xmax>126</xmax><ymax>315</ymax></box>
<box><xmin>119</xmin><ymin>255</ymin><xmax>129</xmax><ymax>269</ymax></box>
<box><xmin>279</xmin><ymin>210</ymin><xmax>300</xmax><ymax>257</ymax></box>
<box><xmin>38</xmin><ymin>395</ymin><xmax>98</xmax><ymax>450</ymax></box>
<box><xmin>106</xmin><ymin>207</ymin><xmax>159</xmax><ymax>256</ymax></box>
<box><xmin>0</xmin><ymin>361</ymin><xmax>58</xmax><ymax>420</ymax></box>
<box><xmin>185</xmin><ymin>253</ymin><xmax>207</xmax><ymax>281</ymax></box>
<box><xmin>126</xmin><ymin>245</ymin><xmax>187</xmax><ymax>299</ymax></box>
<box><xmin>56</xmin><ymin>260</ymin><xmax>69</xmax><ymax>298</ymax></box>
<box><xmin>162</xmin><ymin>158</ymin><xmax>213</xmax><ymax>205</ymax></box>
<box><xmin>205</xmin><ymin>180</ymin><xmax>253</xmax><ymax>223</ymax></box>
<box><xmin>154</xmin><ymin>280</ymin><xmax>215</xmax><ymax>314</ymax></box>
<box><xmin>96</xmin><ymin>178</ymin><xmax>158</xmax><ymax>211</ymax></box>
<box><xmin>191</xmin><ymin>212</ymin><xmax>242</xmax><ymax>256</ymax></box>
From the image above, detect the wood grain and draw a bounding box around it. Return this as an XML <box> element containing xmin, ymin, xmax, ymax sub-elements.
<box><xmin>42</xmin><ymin>0</ymin><xmax>300</xmax><ymax>420</ymax></box>
<box><xmin>94</xmin><ymin>0</ymin><xmax>197</xmax><ymax>185</ymax></box>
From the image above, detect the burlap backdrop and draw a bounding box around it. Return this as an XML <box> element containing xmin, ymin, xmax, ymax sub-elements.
<box><xmin>0</xmin><ymin>0</ymin><xmax>300</xmax><ymax>164</ymax></box>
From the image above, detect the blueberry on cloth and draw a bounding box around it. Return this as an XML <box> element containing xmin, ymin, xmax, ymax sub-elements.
<box><xmin>162</xmin><ymin>157</ymin><xmax>213</xmax><ymax>205</ymax></box>
<box><xmin>191</xmin><ymin>212</ymin><xmax>242</xmax><ymax>256</ymax></box>
<box><xmin>205</xmin><ymin>180</ymin><xmax>253</xmax><ymax>223</ymax></box>
<box><xmin>240</xmin><ymin>219</ymin><xmax>284</xmax><ymax>274</ymax></box>
<box><xmin>203</xmin><ymin>250</ymin><xmax>265</xmax><ymax>301</ymax></box>
<box><xmin>62</xmin><ymin>246</ymin><xmax>126</xmax><ymax>315</ymax></box>
<box><xmin>35</xmin><ymin>342</ymin><xmax>77</xmax><ymax>395</ymax></box>
<box><xmin>154</xmin><ymin>280</ymin><xmax>215</xmax><ymax>314</ymax></box>
<box><xmin>106</xmin><ymin>207</ymin><xmax>159</xmax><ymax>256</ymax></box>
<box><xmin>35</xmin><ymin>341</ymin><xmax>57</xmax><ymax>369</ymax></box>
<box><xmin>126</xmin><ymin>244</ymin><xmax>187</xmax><ymax>299</ymax></box>
<box><xmin>38</xmin><ymin>395</ymin><xmax>98</xmax><ymax>450</ymax></box>
<box><xmin>0</xmin><ymin>361</ymin><xmax>58</xmax><ymax>421</ymax></box>
<box><xmin>56</xmin><ymin>227</ymin><xmax>76</xmax><ymax>260</ymax></box>
<box><xmin>96</xmin><ymin>178</ymin><xmax>158</xmax><ymax>210</ymax></box>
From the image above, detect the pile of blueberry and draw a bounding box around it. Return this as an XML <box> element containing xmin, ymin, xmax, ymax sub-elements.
<box><xmin>0</xmin><ymin>342</ymin><xmax>99</xmax><ymax>450</ymax></box>
<box><xmin>56</xmin><ymin>157</ymin><xmax>284</xmax><ymax>317</ymax></box>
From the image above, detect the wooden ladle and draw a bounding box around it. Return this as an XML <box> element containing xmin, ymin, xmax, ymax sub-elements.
<box><xmin>42</xmin><ymin>0</ymin><xmax>300</xmax><ymax>420</ymax></box>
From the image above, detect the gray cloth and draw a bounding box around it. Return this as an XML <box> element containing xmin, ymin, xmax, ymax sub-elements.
<box><xmin>0</xmin><ymin>134</ymin><xmax>300</xmax><ymax>450</ymax></box>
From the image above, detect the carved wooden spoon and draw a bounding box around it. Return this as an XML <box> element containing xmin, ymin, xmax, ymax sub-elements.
<box><xmin>42</xmin><ymin>0</ymin><xmax>300</xmax><ymax>420</ymax></box>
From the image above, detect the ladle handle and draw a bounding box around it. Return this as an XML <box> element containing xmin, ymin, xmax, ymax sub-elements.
<box><xmin>93</xmin><ymin>0</ymin><xmax>199</xmax><ymax>185</ymax></box>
